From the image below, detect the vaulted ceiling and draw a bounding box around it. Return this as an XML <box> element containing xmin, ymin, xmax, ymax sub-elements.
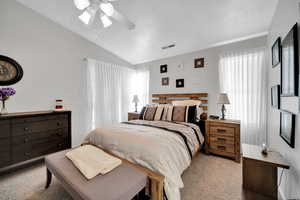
<box><xmin>16</xmin><ymin>0</ymin><xmax>278</xmax><ymax>64</ymax></box>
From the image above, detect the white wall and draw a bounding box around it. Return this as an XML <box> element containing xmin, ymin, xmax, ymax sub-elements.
<box><xmin>136</xmin><ymin>36</ymin><xmax>267</xmax><ymax>116</ymax></box>
<box><xmin>267</xmin><ymin>0</ymin><xmax>300</xmax><ymax>199</ymax></box>
<box><xmin>0</xmin><ymin>0</ymin><xmax>132</xmax><ymax>146</ymax></box>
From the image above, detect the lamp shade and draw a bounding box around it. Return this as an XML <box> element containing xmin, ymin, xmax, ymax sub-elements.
<box><xmin>132</xmin><ymin>95</ymin><xmax>140</xmax><ymax>103</ymax></box>
<box><xmin>217</xmin><ymin>93</ymin><xmax>230</xmax><ymax>104</ymax></box>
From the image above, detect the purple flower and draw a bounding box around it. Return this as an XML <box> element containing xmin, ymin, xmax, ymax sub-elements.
<box><xmin>0</xmin><ymin>88</ymin><xmax>16</xmax><ymax>100</ymax></box>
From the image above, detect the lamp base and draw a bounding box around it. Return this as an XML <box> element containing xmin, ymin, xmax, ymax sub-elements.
<box><xmin>221</xmin><ymin>104</ymin><xmax>226</xmax><ymax>120</ymax></box>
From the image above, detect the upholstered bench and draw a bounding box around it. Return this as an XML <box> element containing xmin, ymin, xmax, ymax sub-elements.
<box><xmin>45</xmin><ymin>149</ymin><xmax>148</xmax><ymax>200</ymax></box>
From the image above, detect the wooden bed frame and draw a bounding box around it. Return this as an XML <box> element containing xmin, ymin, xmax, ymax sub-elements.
<box><xmin>92</xmin><ymin>93</ymin><xmax>208</xmax><ymax>200</ymax></box>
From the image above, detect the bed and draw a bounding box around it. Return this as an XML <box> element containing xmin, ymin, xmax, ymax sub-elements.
<box><xmin>84</xmin><ymin>93</ymin><xmax>208</xmax><ymax>200</ymax></box>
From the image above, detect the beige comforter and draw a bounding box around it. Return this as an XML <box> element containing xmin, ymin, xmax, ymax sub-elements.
<box><xmin>84</xmin><ymin>120</ymin><xmax>204</xmax><ymax>200</ymax></box>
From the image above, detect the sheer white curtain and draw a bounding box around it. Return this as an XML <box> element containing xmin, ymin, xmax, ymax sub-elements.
<box><xmin>218</xmin><ymin>48</ymin><xmax>267</xmax><ymax>145</ymax></box>
<box><xmin>85</xmin><ymin>59</ymin><xmax>149</xmax><ymax>131</ymax></box>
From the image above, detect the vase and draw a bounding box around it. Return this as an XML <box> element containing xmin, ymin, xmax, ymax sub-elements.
<box><xmin>1</xmin><ymin>99</ymin><xmax>8</xmax><ymax>115</ymax></box>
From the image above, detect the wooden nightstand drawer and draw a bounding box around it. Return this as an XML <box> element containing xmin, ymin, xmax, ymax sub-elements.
<box><xmin>210</xmin><ymin>135</ymin><xmax>234</xmax><ymax>145</ymax></box>
<box><xmin>128</xmin><ymin>112</ymin><xmax>141</xmax><ymax>121</ymax></box>
<box><xmin>210</xmin><ymin>143</ymin><xmax>235</xmax><ymax>154</ymax></box>
<box><xmin>210</xmin><ymin>126</ymin><xmax>234</xmax><ymax>137</ymax></box>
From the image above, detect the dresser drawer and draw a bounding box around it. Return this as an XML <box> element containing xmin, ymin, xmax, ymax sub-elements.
<box><xmin>0</xmin><ymin>152</ymin><xmax>10</xmax><ymax>168</ymax></box>
<box><xmin>210</xmin><ymin>135</ymin><xmax>234</xmax><ymax>146</ymax></box>
<box><xmin>0</xmin><ymin>138</ymin><xmax>10</xmax><ymax>152</ymax></box>
<box><xmin>0</xmin><ymin>122</ymin><xmax>10</xmax><ymax>139</ymax></box>
<box><xmin>12</xmin><ymin>139</ymin><xmax>69</xmax><ymax>164</ymax></box>
<box><xmin>11</xmin><ymin>114</ymin><xmax>68</xmax><ymax>124</ymax></box>
<box><xmin>11</xmin><ymin>119</ymin><xmax>68</xmax><ymax>136</ymax></box>
<box><xmin>12</xmin><ymin>128</ymin><xmax>69</xmax><ymax>146</ymax></box>
<box><xmin>210</xmin><ymin>126</ymin><xmax>235</xmax><ymax>137</ymax></box>
<box><xmin>210</xmin><ymin>143</ymin><xmax>235</xmax><ymax>154</ymax></box>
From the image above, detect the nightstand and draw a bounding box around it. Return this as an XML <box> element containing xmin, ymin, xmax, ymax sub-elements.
<box><xmin>205</xmin><ymin>119</ymin><xmax>241</xmax><ymax>162</ymax></box>
<box><xmin>128</xmin><ymin>112</ymin><xmax>141</xmax><ymax>121</ymax></box>
<box><xmin>242</xmin><ymin>144</ymin><xmax>289</xmax><ymax>199</ymax></box>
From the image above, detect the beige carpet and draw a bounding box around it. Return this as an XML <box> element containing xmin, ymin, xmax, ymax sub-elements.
<box><xmin>0</xmin><ymin>153</ymin><xmax>275</xmax><ymax>200</ymax></box>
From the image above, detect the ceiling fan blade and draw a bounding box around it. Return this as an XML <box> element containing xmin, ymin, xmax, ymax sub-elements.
<box><xmin>111</xmin><ymin>10</ymin><xmax>135</xmax><ymax>30</ymax></box>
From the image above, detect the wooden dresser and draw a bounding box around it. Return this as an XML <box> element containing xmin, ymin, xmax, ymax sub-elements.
<box><xmin>205</xmin><ymin>119</ymin><xmax>240</xmax><ymax>162</ymax></box>
<box><xmin>0</xmin><ymin>110</ymin><xmax>71</xmax><ymax>169</ymax></box>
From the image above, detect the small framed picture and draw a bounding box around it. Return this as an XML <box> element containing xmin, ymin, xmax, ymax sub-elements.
<box><xmin>272</xmin><ymin>37</ymin><xmax>281</xmax><ymax>67</ymax></box>
<box><xmin>176</xmin><ymin>79</ymin><xmax>184</xmax><ymax>88</ymax></box>
<box><xmin>194</xmin><ymin>58</ymin><xmax>204</xmax><ymax>68</ymax></box>
<box><xmin>271</xmin><ymin>85</ymin><xmax>280</xmax><ymax>109</ymax></box>
<box><xmin>160</xmin><ymin>64</ymin><xmax>168</xmax><ymax>73</ymax></box>
<box><xmin>161</xmin><ymin>77</ymin><xmax>169</xmax><ymax>86</ymax></box>
<box><xmin>280</xmin><ymin>110</ymin><xmax>296</xmax><ymax>148</ymax></box>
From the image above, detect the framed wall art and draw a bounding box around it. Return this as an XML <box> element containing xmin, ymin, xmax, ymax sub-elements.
<box><xmin>161</xmin><ymin>77</ymin><xmax>169</xmax><ymax>86</ymax></box>
<box><xmin>176</xmin><ymin>79</ymin><xmax>184</xmax><ymax>88</ymax></box>
<box><xmin>281</xmin><ymin>23</ymin><xmax>299</xmax><ymax>96</ymax></box>
<box><xmin>272</xmin><ymin>37</ymin><xmax>281</xmax><ymax>67</ymax></box>
<box><xmin>194</xmin><ymin>58</ymin><xmax>204</xmax><ymax>68</ymax></box>
<box><xmin>271</xmin><ymin>85</ymin><xmax>280</xmax><ymax>109</ymax></box>
<box><xmin>160</xmin><ymin>64</ymin><xmax>168</xmax><ymax>73</ymax></box>
<box><xmin>280</xmin><ymin>110</ymin><xmax>296</xmax><ymax>148</ymax></box>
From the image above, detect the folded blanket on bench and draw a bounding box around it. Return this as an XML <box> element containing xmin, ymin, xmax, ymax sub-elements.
<box><xmin>66</xmin><ymin>145</ymin><xmax>122</xmax><ymax>179</ymax></box>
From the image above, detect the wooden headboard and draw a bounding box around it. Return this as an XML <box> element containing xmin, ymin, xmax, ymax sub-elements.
<box><xmin>152</xmin><ymin>93</ymin><xmax>208</xmax><ymax>113</ymax></box>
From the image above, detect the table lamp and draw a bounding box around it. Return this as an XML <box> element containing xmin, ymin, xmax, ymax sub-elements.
<box><xmin>217</xmin><ymin>93</ymin><xmax>230</xmax><ymax>120</ymax></box>
<box><xmin>132</xmin><ymin>95</ymin><xmax>140</xmax><ymax>112</ymax></box>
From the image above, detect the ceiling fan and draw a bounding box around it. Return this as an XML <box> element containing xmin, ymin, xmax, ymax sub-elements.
<box><xmin>73</xmin><ymin>0</ymin><xmax>135</xmax><ymax>30</ymax></box>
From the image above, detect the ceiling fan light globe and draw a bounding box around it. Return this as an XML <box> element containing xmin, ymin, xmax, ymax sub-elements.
<box><xmin>74</xmin><ymin>0</ymin><xmax>90</xmax><ymax>10</ymax></box>
<box><xmin>100</xmin><ymin>14</ymin><xmax>112</xmax><ymax>28</ymax></box>
<box><xmin>100</xmin><ymin>3</ymin><xmax>114</xmax><ymax>16</ymax></box>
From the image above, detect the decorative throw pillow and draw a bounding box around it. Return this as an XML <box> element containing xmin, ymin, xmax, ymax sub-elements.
<box><xmin>186</xmin><ymin>105</ymin><xmax>197</xmax><ymax>123</ymax></box>
<box><xmin>139</xmin><ymin>106</ymin><xmax>146</xmax><ymax>119</ymax></box>
<box><xmin>143</xmin><ymin>106</ymin><xmax>157</xmax><ymax>120</ymax></box>
<box><xmin>172</xmin><ymin>106</ymin><xmax>187</xmax><ymax>122</ymax></box>
<box><xmin>154</xmin><ymin>105</ymin><xmax>165</xmax><ymax>121</ymax></box>
<box><xmin>172</xmin><ymin>100</ymin><xmax>203</xmax><ymax>121</ymax></box>
<box><xmin>166</xmin><ymin>105</ymin><xmax>174</xmax><ymax>121</ymax></box>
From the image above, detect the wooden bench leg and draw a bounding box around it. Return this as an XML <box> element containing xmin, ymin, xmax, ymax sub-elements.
<box><xmin>45</xmin><ymin>168</ymin><xmax>52</xmax><ymax>189</ymax></box>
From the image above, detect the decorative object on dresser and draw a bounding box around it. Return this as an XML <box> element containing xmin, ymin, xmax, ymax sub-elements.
<box><xmin>55</xmin><ymin>99</ymin><xmax>64</xmax><ymax>111</ymax></box>
<box><xmin>0</xmin><ymin>110</ymin><xmax>71</xmax><ymax>170</ymax></box>
<box><xmin>271</xmin><ymin>37</ymin><xmax>281</xmax><ymax>67</ymax></box>
<box><xmin>0</xmin><ymin>87</ymin><xmax>16</xmax><ymax>115</ymax></box>
<box><xmin>242</xmin><ymin>143</ymin><xmax>289</xmax><ymax>199</ymax></box>
<box><xmin>128</xmin><ymin>112</ymin><xmax>141</xmax><ymax>121</ymax></box>
<box><xmin>0</xmin><ymin>55</ymin><xmax>23</xmax><ymax>86</ymax></box>
<box><xmin>281</xmin><ymin>23</ymin><xmax>298</xmax><ymax>96</ymax></box>
<box><xmin>160</xmin><ymin>64</ymin><xmax>167</xmax><ymax>73</ymax></box>
<box><xmin>205</xmin><ymin>119</ymin><xmax>240</xmax><ymax>162</ymax></box>
<box><xmin>132</xmin><ymin>95</ymin><xmax>140</xmax><ymax>112</ymax></box>
<box><xmin>217</xmin><ymin>93</ymin><xmax>230</xmax><ymax>120</ymax></box>
<box><xmin>271</xmin><ymin>85</ymin><xmax>280</xmax><ymax>109</ymax></box>
<box><xmin>194</xmin><ymin>57</ymin><xmax>204</xmax><ymax>68</ymax></box>
<box><xmin>161</xmin><ymin>77</ymin><xmax>169</xmax><ymax>86</ymax></box>
<box><xmin>176</xmin><ymin>79</ymin><xmax>184</xmax><ymax>88</ymax></box>
<box><xmin>280</xmin><ymin>110</ymin><xmax>295</xmax><ymax>148</ymax></box>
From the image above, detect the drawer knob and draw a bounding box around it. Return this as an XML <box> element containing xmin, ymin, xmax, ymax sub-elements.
<box><xmin>217</xmin><ymin>138</ymin><xmax>226</xmax><ymax>142</ymax></box>
<box><xmin>24</xmin><ymin>127</ymin><xmax>29</xmax><ymax>131</ymax></box>
<box><xmin>24</xmin><ymin>138</ymin><xmax>29</xmax><ymax>143</ymax></box>
<box><xmin>58</xmin><ymin>143</ymin><xmax>63</xmax><ymax>147</ymax></box>
<box><xmin>217</xmin><ymin>129</ymin><xmax>226</xmax><ymax>133</ymax></box>
<box><xmin>56</xmin><ymin>132</ymin><xmax>63</xmax><ymax>136</ymax></box>
<box><xmin>217</xmin><ymin>145</ymin><xmax>226</xmax><ymax>150</ymax></box>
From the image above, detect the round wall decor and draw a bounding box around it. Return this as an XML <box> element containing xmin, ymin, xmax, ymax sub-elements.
<box><xmin>0</xmin><ymin>55</ymin><xmax>23</xmax><ymax>86</ymax></box>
